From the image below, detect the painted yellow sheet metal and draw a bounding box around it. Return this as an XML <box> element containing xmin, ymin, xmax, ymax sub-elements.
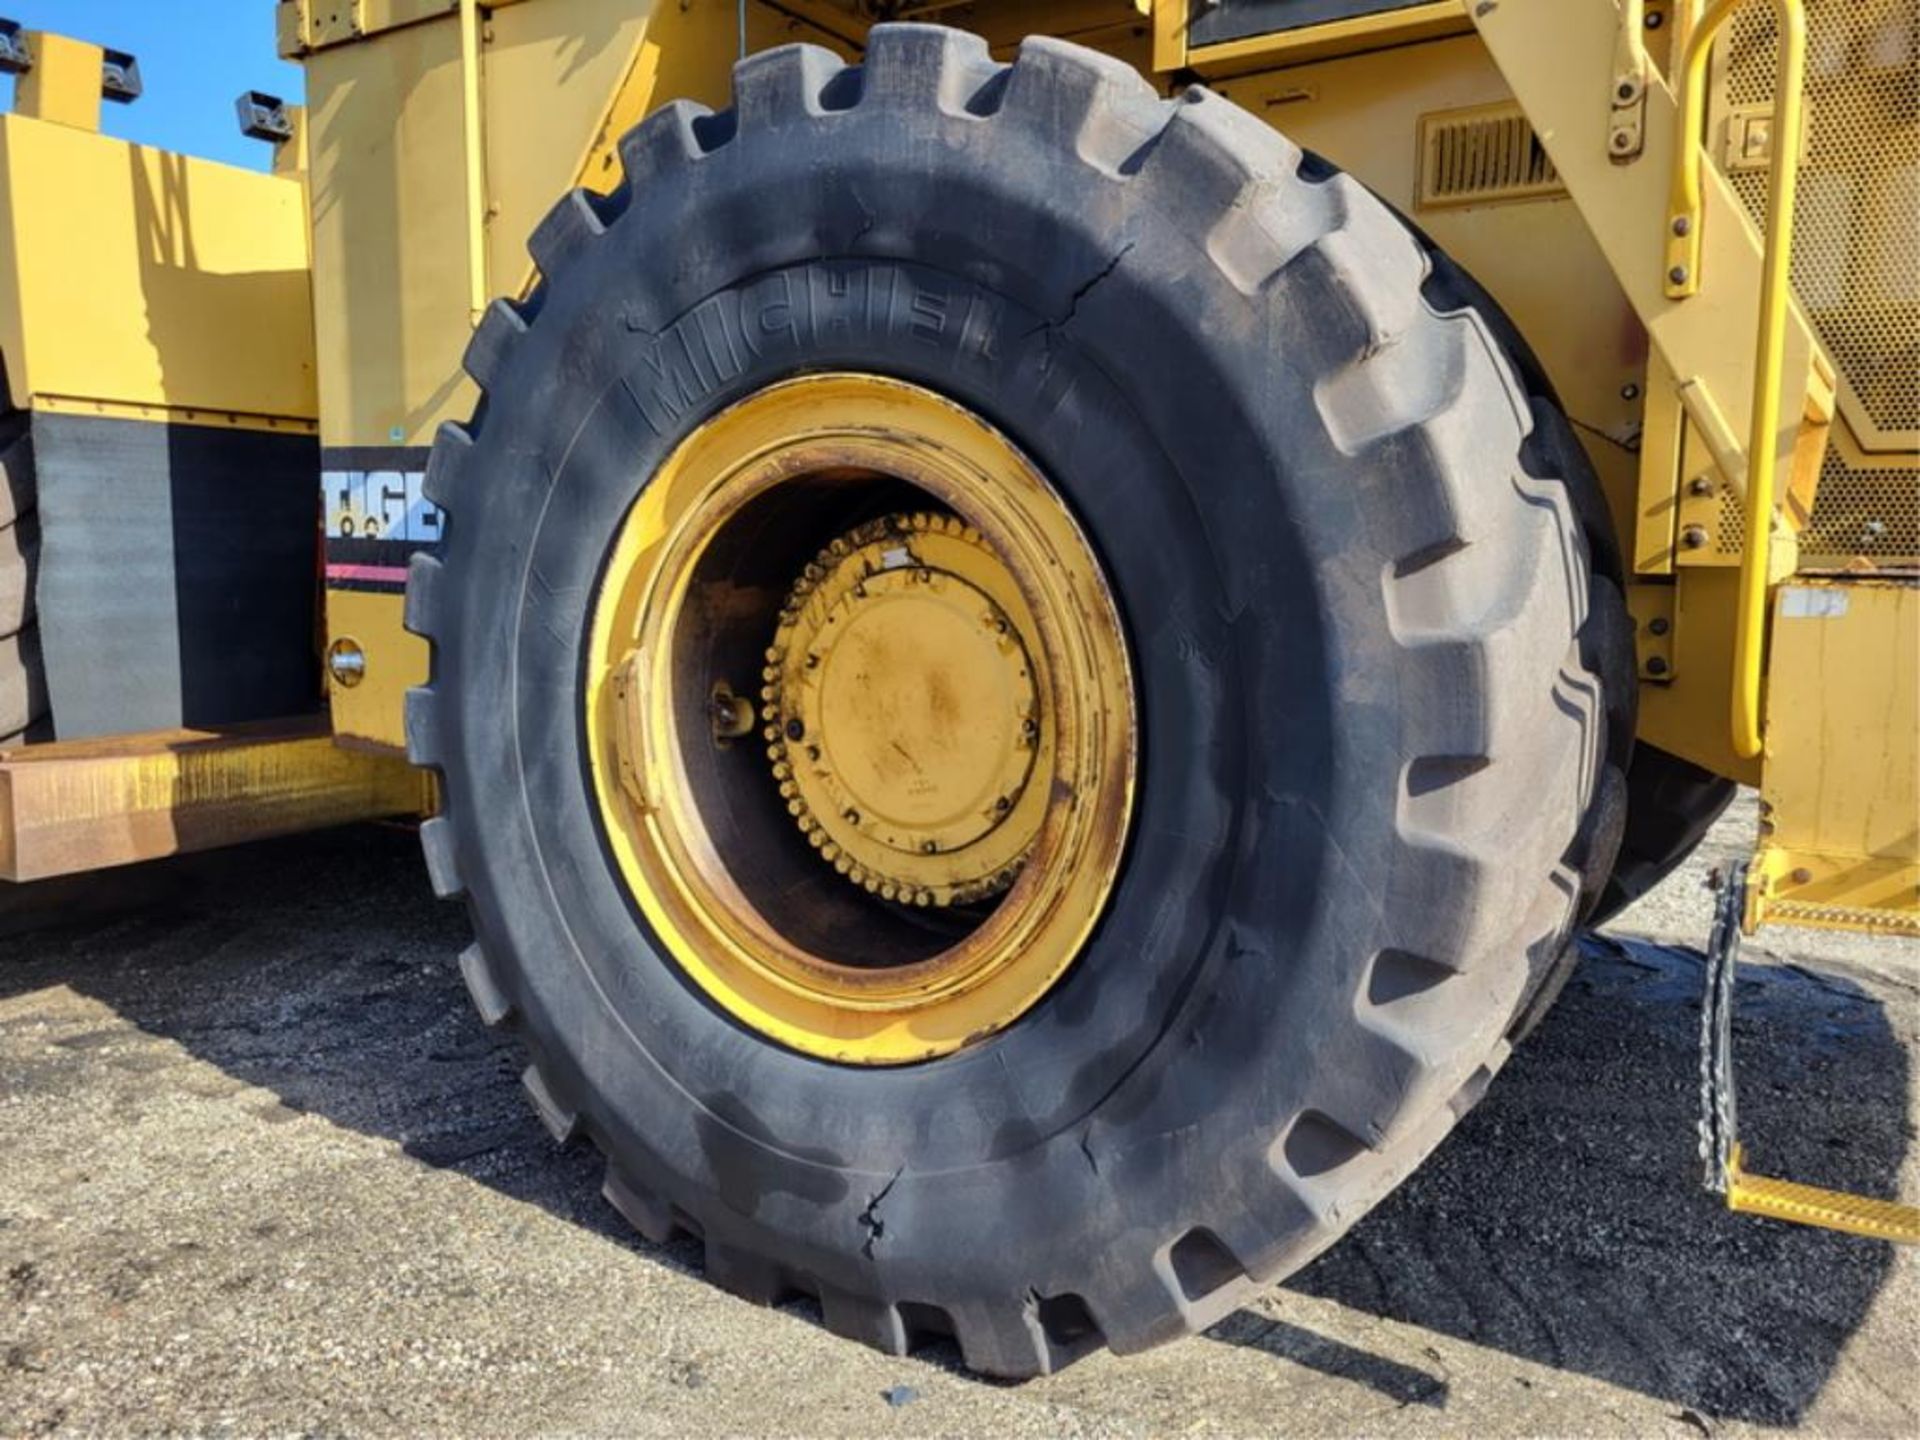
<box><xmin>325</xmin><ymin>588</ymin><xmax>432</xmax><ymax>753</ymax></box>
<box><xmin>309</xmin><ymin>0</ymin><xmax>853</xmax><ymax>749</ymax></box>
<box><xmin>1638</xmin><ymin>569</ymin><xmax>1761</xmax><ymax>785</ymax></box>
<box><xmin>0</xmin><ymin>111</ymin><xmax>316</xmax><ymax>420</ymax></box>
<box><xmin>1469</xmin><ymin>0</ymin><xmax>1820</xmax><ymax>546</ymax></box>
<box><xmin>1751</xmin><ymin>579</ymin><xmax>1919</xmax><ymax>934</ymax></box>
<box><xmin>12</xmin><ymin>30</ymin><xmax>104</xmax><ymax>131</ymax></box>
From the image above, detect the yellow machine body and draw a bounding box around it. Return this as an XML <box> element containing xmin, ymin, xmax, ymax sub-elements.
<box><xmin>0</xmin><ymin>22</ymin><xmax>424</xmax><ymax>877</ymax></box>
<box><xmin>0</xmin><ymin>35</ymin><xmax>314</xmax><ymax>427</ymax></box>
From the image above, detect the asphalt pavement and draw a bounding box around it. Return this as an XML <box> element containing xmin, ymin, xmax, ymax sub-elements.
<box><xmin>0</xmin><ymin>795</ymin><xmax>1915</xmax><ymax>1436</ymax></box>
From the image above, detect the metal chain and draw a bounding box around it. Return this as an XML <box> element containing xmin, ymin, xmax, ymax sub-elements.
<box><xmin>1698</xmin><ymin>861</ymin><xmax>1747</xmax><ymax>1194</ymax></box>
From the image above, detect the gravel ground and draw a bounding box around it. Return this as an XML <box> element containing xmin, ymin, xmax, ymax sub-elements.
<box><xmin>0</xmin><ymin>795</ymin><xmax>1914</xmax><ymax>1436</ymax></box>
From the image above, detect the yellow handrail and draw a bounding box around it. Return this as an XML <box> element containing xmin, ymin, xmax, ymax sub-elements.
<box><xmin>459</xmin><ymin>0</ymin><xmax>488</xmax><ymax>327</ymax></box>
<box><xmin>1664</xmin><ymin>0</ymin><xmax>1808</xmax><ymax>760</ymax></box>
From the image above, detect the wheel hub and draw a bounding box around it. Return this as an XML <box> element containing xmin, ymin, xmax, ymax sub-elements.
<box><xmin>763</xmin><ymin>515</ymin><xmax>1048</xmax><ymax>908</ymax></box>
<box><xmin>583</xmin><ymin>373</ymin><xmax>1136</xmax><ymax>1063</ymax></box>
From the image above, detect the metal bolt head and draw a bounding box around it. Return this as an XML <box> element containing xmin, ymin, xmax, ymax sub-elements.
<box><xmin>1790</xmin><ymin>867</ymin><xmax>1814</xmax><ymax>886</ymax></box>
<box><xmin>1645</xmin><ymin>9</ymin><xmax>1664</xmax><ymax>27</ymax></box>
<box><xmin>1688</xmin><ymin>475</ymin><xmax>1714</xmax><ymax>497</ymax></box>
<box><xmin>1669</xmin><ymin>264</ymin><xmax>1690</xmax><ymax>285</ymax></box>
<box><xmin>1649</xmin><ymin>616</ymin><xmax>1671</xmax><ymax>636</ymax></box>
<box><xmin>1681</xmin><ymin>524</ymin><xmax>1710</xmax><ymax>549</ymax></box>
<box><xmin>785</xmin><ymin>717</ymin><xmax>805</xmax><ymax>741</ymax></box>
<box><xmin>1621</xmin><ymin>382</ymin><xmax>1642</xmax><ymax>401</ymax></box>
<box><xmin>1646</xmin><ymin>655</ymin><xmax>1670</xmax><ymax>677</ymax></box>
<box><xmin>326</xmin><ymin>638</ymin><xmax>367</xmax><ymax>688</ymax></box>
<box><xmin>1671</xmin><ymin>215</ymin><xmax>1691</xmax><ymax>237</ymax></box>
<box><xmin>1611</xmin><ymin>129</ymin><xmax>1636</xmax><ymax>152</ymax></box>
<box><xmin>709</xmin><ymin>684</ymin><xmax>755</xmax><ymax>741</ymax></box>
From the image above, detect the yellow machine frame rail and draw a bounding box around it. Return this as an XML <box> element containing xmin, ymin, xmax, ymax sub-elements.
<box><xmin>458</xmin><ymin>0</ymin><xmax>487</xmax><ymax>326</ymax></box>
<box><xmin>0</xmin><ymin>720</ymin><xmax>430</xmax><ymax>883</ymax></box>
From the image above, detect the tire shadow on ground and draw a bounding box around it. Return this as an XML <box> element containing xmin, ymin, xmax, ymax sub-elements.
<box><xmin>1244</xmin><ymin>930</ymin><xmax>1909</xmax><ymax>1426</ymax></box>
<box><xmin>0</xmin><ymin>826</ymin><xmax>1906</xmax><ymax>1425</ymax></box>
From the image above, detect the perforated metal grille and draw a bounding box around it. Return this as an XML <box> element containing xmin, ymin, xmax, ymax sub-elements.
<box><xmin>1416</xmin><ymin>104</ymin><xmax>1565</xmax><ymax>208</ymax></box>
<box><xmin>1711</xmin><ymin>452</ymin><xmax>1917</xmax><ymax>562</ymax></box>
<box><xmin>1726</xmin><ymin>0</ymin><xmax>1920</xmax><ymax>438</ymax></box>
<box><xmin>1722</xmin><ymin>0</ymin><xmax>1919</xmax><ymax>568</ymax></box>
<box><xmin>1715</xmin><ymin>483</ymin><xmax>1745</xmax><ymax>555</ymax></box>
<box><xmin>1803</xmin><ymin>449</ymin><xmax>1920</xmax><ymax>560</ymax></box>
<box><xmin>1768</xmin><ymin>899</ymin><xmax>1920</xmax><ymax>934</ymax></box>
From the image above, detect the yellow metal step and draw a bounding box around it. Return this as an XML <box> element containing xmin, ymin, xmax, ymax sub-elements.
<box><xmin>1727</xmin><ymin>1146</ymin><xmax>1920</xmax><ymax>1245</ymax></box>
<box><xmin>1702</xmin><ymin>865</ymin><xmax>1919</xmax><ymax>1245</ymax></box>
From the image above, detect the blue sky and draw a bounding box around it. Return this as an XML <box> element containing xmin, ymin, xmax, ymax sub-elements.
<box><xmin>1</xmin><ymin>2</ymin><xmax>303</xmax><ymax>169</ymax></box>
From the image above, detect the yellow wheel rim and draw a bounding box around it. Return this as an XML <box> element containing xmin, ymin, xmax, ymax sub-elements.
<box><xmin>585</xmin><ymin>374</ymin><xmax>1136</xmax><ymax>1064</ymax></box>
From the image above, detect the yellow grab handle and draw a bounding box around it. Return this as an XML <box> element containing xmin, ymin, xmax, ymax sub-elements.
<box><xmin>1664</xmin><ymin>0</ymin><xmax>1808</xmax><ymax>760</ymax></box>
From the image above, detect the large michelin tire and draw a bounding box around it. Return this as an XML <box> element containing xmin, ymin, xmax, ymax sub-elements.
<box><xmin>406</xmin><ymin>27</ymin><xmax>1632</xmax><ymax>1375</ymax></box>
